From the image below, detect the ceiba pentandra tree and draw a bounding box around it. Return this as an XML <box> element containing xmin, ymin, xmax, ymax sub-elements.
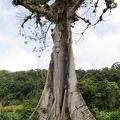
<box><xmin>12</xmin><ymin>0</ymin><xmax>117</xmax><ymax>120</ymax></box>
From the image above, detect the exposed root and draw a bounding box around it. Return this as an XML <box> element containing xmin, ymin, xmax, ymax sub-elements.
<box><xmin>29</xmin><ymin>68</ymin><xmax>50</xmax><ymax>119</ymax></box>
<box><xmin>60</xmin><ymin>88</ymin><xmax>67</xmax><ymax>120</ymax></box>
<box><xmin>47</xmin><ymin>98</ymin><xmax>56</xmax><ymax>120</ymax></box>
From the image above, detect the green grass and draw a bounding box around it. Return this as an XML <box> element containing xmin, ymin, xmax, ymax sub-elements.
<box><xmin>0</xmin><ymin>102</ymin><xmax>23</xmax><ymax>111</ymax></box>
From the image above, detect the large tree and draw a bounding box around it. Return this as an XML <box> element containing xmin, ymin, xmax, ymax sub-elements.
<box><xmin>12</xmin><ymin>0</ymin><xmax>117</xmax><ymax>120</ymax></box>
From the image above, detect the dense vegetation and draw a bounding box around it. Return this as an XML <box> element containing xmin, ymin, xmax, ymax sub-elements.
<box><xmin>0</xmin><ymin>63</ymin><xmax>120</xmax><ymax>120</ymax></box>
<box><xmin>76</xmin><ymin>63</ymin><xmax>120</xmax><ymax>120</ymax></box>
<box><xmin>0</xmin><ymin>69</ymin><xmax>47</xmax><ymax>120</ymax></box>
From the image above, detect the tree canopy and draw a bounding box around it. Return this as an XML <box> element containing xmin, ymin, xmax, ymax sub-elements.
<box><xmin>12</xmin><ymin>0</ymin><xmax>117</xmax><ymax>46</ymax></box>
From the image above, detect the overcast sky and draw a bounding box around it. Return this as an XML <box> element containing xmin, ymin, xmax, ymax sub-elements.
<box><xmin>0</xmin><ymin>0</ymin><xmax>120</xmax><ymax>71</ymax></box>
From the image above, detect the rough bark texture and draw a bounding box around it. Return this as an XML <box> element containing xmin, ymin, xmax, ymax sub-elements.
<box><xmin>30</xmin><ymin>20</ymin><xmax>96</xmax><ymax>120</ymax></box>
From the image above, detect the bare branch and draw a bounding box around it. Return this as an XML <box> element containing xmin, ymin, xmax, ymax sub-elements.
<box><xmin>41</xmin><ymin>22</ymin><xmax>53</xmax><ymax>47</ymax></box>
<box><xmin>21</xmin><ymin>13</ymin><xmax>33</xmax><ymax>28</ymax></box>
<box><xmin>93</xmin><ymin>0</ymin><xmax>100</xmax><ymax>13</ymax></box>
<box><xmin>77</xmin><ymin>15</ymin><xmax>91</xmax><ymax>25</ymax></box>
<box><xmin>76</xmin><ymin>23</ymin><xmax>91</xmax><ymax>43</ymax></box>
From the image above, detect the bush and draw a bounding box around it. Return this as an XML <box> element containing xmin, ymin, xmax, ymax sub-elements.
<box><xmin>110</xmin><ymin>109</ymin><xmax>120</xmax><ymax>120</ymax></box>
<box><xmin>0</xmin><ymin>110</ymin><xmax>20</xmax><ymax>120</ymax></box>
<box><xmin>9</xmin><ymin>100</ymin><xmax>21</xmax><ymax>105</ymax></box>
<box><xmin>0</xmin><ymin>110</ymin><xmax>9</xmax><ymax>120</ymax></box>
<box><xmin>0</xmin><ymin>109</ymin><xmax>36</xmax><ymax>120</ymax></box>
<box><xmin>96</xmin><ymin>111</ymin><xmax>111</xmax><ymax>120</ymax></box>
<box><xmin>96</xmin><ymin>109</ymin><xmax>120</xmax><ymax>120</ymax></box>
<box><xmin>1</xmin><ymin>100</ymin><xmax>9</xmax><ymax>107</ymax></box>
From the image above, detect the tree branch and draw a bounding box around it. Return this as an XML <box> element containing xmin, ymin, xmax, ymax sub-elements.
<box><xmin>66</xmin><ymin>0</ymin><xmax>85</xmax><ymax>20</ymax></box>
<box><xmin>72</xmin><ymin>0</ymin><xmax>84</xmax><ymax>11</ymax></box>
<box><xmin>21</xmin><ymin>13</ymin><xmax>33</xmax><ymax>28</ymax></box>
<box><xmin>12</xmin><ymin>0</ymin><xmax>58</xmax><ymax>23</ymax></box>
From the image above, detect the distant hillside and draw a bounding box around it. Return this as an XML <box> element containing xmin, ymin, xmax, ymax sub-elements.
<box><xmin>0</xmin><ymin>63</ymin><xmax>120</xmax><ymax>119</ymax></box>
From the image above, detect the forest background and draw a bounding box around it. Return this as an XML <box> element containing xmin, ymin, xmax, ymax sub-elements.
<box><xmin>0</xmin><ymin>63</ymin><xmax>120</xmax><ymax>120</ymax></box>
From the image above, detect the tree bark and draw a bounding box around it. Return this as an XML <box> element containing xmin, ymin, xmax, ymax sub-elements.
<box><xmin>30</xmin><ymin>20</ymin><xmax>96</xmax><ymax>120</ymax></box>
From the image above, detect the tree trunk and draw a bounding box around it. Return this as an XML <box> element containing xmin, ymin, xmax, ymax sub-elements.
<box><xmin>30</xmin><ymin>20</ymin><xmax>96</xmax><ymax>120</ymax></box>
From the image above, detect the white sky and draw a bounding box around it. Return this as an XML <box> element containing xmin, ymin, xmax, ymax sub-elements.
<box><xmin>0</xmin><ymin>0</ymin><xmax>120</xmax><ymax>71</ymax></box>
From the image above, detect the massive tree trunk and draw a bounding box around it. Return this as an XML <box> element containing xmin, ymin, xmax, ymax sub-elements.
<box><xmin>12</xmin><ymin>0</ymin><xmax>117</xmax><ymax>120</ymax></box>
<box><xmin>30</xmin><ymin>20</ymin><xmax>96</xmax><ymax>120</ymax></box>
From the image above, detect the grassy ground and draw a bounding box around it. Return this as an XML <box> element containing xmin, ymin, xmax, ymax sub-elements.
<box><xmin>0</xmin><ymin>103</ymin><xmax>23</xmax><ymax>111</ymax></box>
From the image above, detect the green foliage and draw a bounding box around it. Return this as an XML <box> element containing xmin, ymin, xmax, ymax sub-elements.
<box><xmin>0</xmin><ymin>69</ymin><xmax>46</xmax><ymax>104</ymax></box>
<box><xmin>0</xmin><ymin>69</ymin><xmax>46</xmax><ymax>119</ymax></box>
<box><xmin>0</xmin><ymin>110</ymin><xmax>20</xmax><ymax>120</ymax></box>
<box><xmin>110</xmin><ymin>109</ymin><xmax>120</xmax><ymax>120</ymax></box>
<box><xmin>0</xmin><ymin>63</ymin><xmax>120</xmax><ymax>119</ymax></box>
<box><xmin>76</xmin><ymin>64</ymin><xmax>120</xmax><ymax>119</ymax></box>
<box><xmin>97</xmin><ymin>111</ymin><xmax>111</xmax><ymax>120</ymax></box>
<box><xmin>0</xmin><ymin>109</ymin><xmax>36</xmax><ymax>120</ymax></box>
<box><xmin>31</xmin><ymin>0</ymin><xmax>50</xmax><ymax>5</ymax></box>
<box><xmin>77</xmin><ymin>78</ymin><xmax>97</xmax><ymax>108</ymax></box>
<box><xmin>12</xmin><ymin>0</ymin><xmax>50</xmax><ymax>6</ymax></box>
<box><xmin>96</xmin><ymin>109</ymin><xmax>120</xmax><ymax>120</ymax></box>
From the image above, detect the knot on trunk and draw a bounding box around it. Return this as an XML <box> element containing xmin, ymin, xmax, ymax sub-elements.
<box><xmin>56</xmin><ymin>47</ymin><xmax>60</xmax><ymax>53</ymax></box>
